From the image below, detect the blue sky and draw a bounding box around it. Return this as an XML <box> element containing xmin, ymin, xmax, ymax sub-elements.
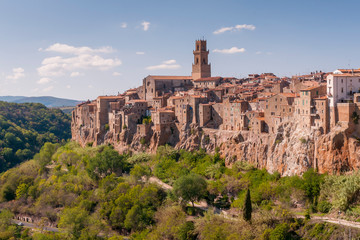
<box><xmin>0</xmin><ymin>0</ymin><xmax>360</xmax><ymax>100</ymax></box>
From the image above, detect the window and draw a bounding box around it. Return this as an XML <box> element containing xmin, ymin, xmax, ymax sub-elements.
<box><xmin>341</xmin><ymin>88</ymin><xmax>344</xmax><ymax>93</ymax></box>
<box><xmin>341</xmin><ymin>79</ymin><xmax>343</xmax><ymax>83</ymax></box>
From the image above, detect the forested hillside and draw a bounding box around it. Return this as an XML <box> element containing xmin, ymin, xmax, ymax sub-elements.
<box><xmin>1</xmin><ymin>142</ymin><xmax>360</xmax><ymax>239</ymax></box>
<box><xmin>0</xmin><ymin>101</ymin><xmax>71</xmax><ymax>172</ymax></box>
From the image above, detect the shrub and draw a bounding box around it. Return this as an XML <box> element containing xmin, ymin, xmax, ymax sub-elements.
<box><xmin>318</xmin><ymin>200</ymin><xmax>332</xmax><ymax>213</ymax></box>
<box><xmin>269</xmin><ymin>223</ymin><xmax>290</xmax><ymax>240</ymax></box>
<box><xmin>299</xmin><ymin>137</ymin><xmax>307</xmax><ymax>144</ymax></box>
<box><xmin>140</xmin><ymin>137</ymin><xmax>147</xmax><ymax>145</ymax></box>
<box><xmin>104</xmin><ymin>124</ymin><xmax>109</xmax><ymax>131</ymax></box>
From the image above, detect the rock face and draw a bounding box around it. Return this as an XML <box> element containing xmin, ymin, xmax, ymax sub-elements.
<box><xmin>72</xmin><ymin>119</ymin><xmax>360</xmax><ymax>176</ymax></box>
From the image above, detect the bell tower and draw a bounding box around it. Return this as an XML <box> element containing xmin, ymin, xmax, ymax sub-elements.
<box><xmin>192</xmin><ymin>40</ymin><xmax>211</xmax><ymax>80</ymax></box>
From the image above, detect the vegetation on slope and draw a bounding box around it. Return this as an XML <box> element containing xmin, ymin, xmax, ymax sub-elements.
<box><xmin>0</xmin><ymin>101</ymin><xmax>71</xmax><ymax>172</ymax></box>
<box><xmin>1</xmin><ymin>143</ymin><xmax>360</xmax><ymax>239</ymax></box>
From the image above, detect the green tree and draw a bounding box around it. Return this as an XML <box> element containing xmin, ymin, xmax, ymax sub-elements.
<box><xmin>15</xmin><ymin>183</ymin><xmax>29</xmax><ymax>199</ymax></box>
<box><xmin>88</xmin><ymin>146</ymin><xmax>125</xmax><ymax>179</ymax></box>
<box><xmin>302</xmin><ymin>168</ymin><xmax>323</xmax><ymax>202</ymax></box>
<box><xmin>173</xmin><ymin>173</ymin><xmax>207</xmax><ymax>207</ymax></box>
<box><xmin>58</xmin><ymin>207</ymin><xmax>89</xmax><ymax>239</ymax></box>
<box><xmin>243</xmin><ymin>188</ymin><xmax>252</xmax><ymax>222</ymax></box>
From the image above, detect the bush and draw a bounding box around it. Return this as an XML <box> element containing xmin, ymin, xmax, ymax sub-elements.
<box><xmin>269</xmin><ymin>223</ymin><xmax>290</xmax><ymax>240</ymax></box>
<box><xmin>318</xmin><ymin>201</ymin><xmax>332</xmax><ymax>213</ymax></box>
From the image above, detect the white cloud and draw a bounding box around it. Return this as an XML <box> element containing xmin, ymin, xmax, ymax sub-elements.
<box><xmin>121</xmin><ymin>22</ymin><xmax>127</xmax><ymax>28</ymax></box>
<box><xmin>163</xmin><ymin>59</ymin><xmax>176</xmax><ymax>64</ymax></box>
<box><xmin>42</xmin><ymin>86</ymin><xmax>54</xmax><ymax>92</ymax></box>
<box><xmin>213</xmin><ymin>47</ymin><xmax>246</xmax><ymax>54</ymax></box>
<box><xmin>141</xmin><ymin>21</ymin><xmax>150</xmax><ymax>31</ymax></box>
<box><xmin>6</xmin><ymin>67</ymin><xmax>25</xmax><ymax>80</ymax></box>
<box><xmin>136</xmin><ymin>51</ymin><xmax>145</xmax><ymax>55</ymax></box>
<box><xmin>88</xmin><ymin>85</ymin><xmax>94</xmax><ymax>88</ymax></box>
<box><xmin>146</xmin><ymin>59</ymin><xmax>181</xmax><ymax>70</ymax></box>
<box><xmin>112</xmin><ymin>72</ymin><xmax>122</xmax><ymax>76</ymax></box>
<box><xmin>66</xmin><ymin>85</ymin><xmax>71</xmax><ymax>89</ymax></box>
<box><xmin>213</xmin><ymin>24</ymin><xmax>256</xmax><ymax>34</ymax></box>
<box><xmin>255</xmin><ymin>51</ymin><xmax>262</xmax><ymax>55</ymax></box>
<box><xmin>44</xmin><ymin>43</ymin><xmax>115</xmax><ymax>55</ymax></box>
<box><xmin>37</xmin><ymin>77</ymin><xmax>52</xmax><ymax>84</ymax></box>
<box><xmin>37</xmin><ymin>43</ymin><xmax>122</xmax><ymax>77</ymax></box>
<box><xmin>70</xmin><ymin>72</ymin><xmax>84</xmax><ymax>77</ymax></box>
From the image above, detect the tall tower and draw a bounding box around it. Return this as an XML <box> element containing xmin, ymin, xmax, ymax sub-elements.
<box><xmin>192</xmin><ymin>40</ymin><xmax>211</xmax><ymax>80</ymax></box>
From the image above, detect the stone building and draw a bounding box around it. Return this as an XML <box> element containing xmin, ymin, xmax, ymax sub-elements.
<box><xmin>193</xmin><ymin>77</ymin><xmax>221</xmax><ymax>89</ymax></box>
<box><xmin>294</xmin><ymin>85</ymin><xmax>328</xmax><ymax>132</ymax></box>
<box><xmin>140</xmin><ymin>75</ymin><xmax>193</xmax><ymax>101</ymax></box>
<box><xmin>264</xmin><ymin>93</ymin><xmax>296</xmax><ymax>133</ymax></box>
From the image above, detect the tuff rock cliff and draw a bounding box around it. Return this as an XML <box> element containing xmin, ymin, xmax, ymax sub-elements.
<box><xmin>72</xmin><ymin>119</ymin><xmax>360</xmax><ymax>176</ymax></box>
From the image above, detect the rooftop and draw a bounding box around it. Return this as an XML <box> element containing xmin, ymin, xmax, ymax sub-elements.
<box><xmin>148</xmin><ymin>75</ymin><xmax>192</xmax><ymax>80</ymax></box>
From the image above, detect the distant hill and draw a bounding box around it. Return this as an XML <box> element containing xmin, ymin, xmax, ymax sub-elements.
<box><xmin>0</xmin><ymin>96</ymin><xmax>82</xmax><ymax>108</ymax></box>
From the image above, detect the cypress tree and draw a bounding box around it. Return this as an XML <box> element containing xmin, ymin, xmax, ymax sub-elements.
<box><xmin>243</xmin><ymin>188</ymin><xmax>252</xmax><ymax>222</ymax></box>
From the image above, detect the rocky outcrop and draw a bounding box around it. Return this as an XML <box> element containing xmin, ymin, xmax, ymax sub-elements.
<box><xmin>72</xmin><ymin>119</ymin><xmax>360</xmax><ymax>176</ymax></box>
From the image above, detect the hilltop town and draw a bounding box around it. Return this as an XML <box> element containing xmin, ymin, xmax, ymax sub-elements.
<box><xmin>72</xmin><ymin>40</ymin><xmax>360</xmax><ymax>175</ymax></box>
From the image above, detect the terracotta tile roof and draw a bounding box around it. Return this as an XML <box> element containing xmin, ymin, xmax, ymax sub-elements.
<box><xmin>193</xmin><ymin>77</ymin><xmax>221</xmax><ymax>82</ymax></box>
<box><xmin>314</xmin><ymin>96</ymin><xmax>328</xmax><ymax>100</ymax></box>
<box><xmin>280</xmin><ymin>93</ymin><xmax>296</xmax><ymax>98</ymax></box>
<box><xmin>300</xmin><ymin>85</ymin><xmax>322</xmax><ymax>91</ymax></box>
<box><xmin>98</xmin><ymin>95</ymin><xmax>124</xmax><ymax>99</ymax></box>
<box><xmin>148</xmin><ymin>75</ymin><xmax>192</xmax><ymax>80</ymax></box>
<box><xmin>332</xmin><ymin>74</ymin><xmax>360</xmax><ymax>77</ymax></box>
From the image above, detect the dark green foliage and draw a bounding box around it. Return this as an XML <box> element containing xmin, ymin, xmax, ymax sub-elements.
<box><xmin>87</xmin><ymin>145</ymin><xmax>128</xmax><ymax>179</ymax></box>
<box><xmin>318</xmin><ymin>200</ymin><xmax>332</xmax><ymax>213</ymax></box>
<box><xmin>142</xmin><ymin>116</ymin><xmax>151</xmax><ymax>125</ymax></box>
<box><xmin>0</xmin><ymin>101</ymin><xmax>71</xmax><ymax>172</ymax></box>
<box><xmin>352</xmin><ymin>111</ymin><xmax>359</xmax><ymax>124</ymax></box>
<box><xmin>173</xmin><ymin>173</ymin><xmax>208</xmax><ymax>207</ymax></box>
<box><xmin>243</xmin><ymin>188</ymin><xmax>252</xmax><ymax>222</ymax></box>
<box><xmin>269</xmin><ymin>223</ymin><xmax>290</xmax><ymax>240</ymax></box>
<box><xmin>302</xmin><ymin>168</ymin><xmax>323</xmax><ymax>202</ymax></box>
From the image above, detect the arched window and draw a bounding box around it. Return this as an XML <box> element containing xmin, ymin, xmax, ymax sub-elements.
<box><xmin>196</xmin><ymin>58</ymin><xmax>199</xmax><ymax>64</ymax></box>
<box><xmin>197</xmin><ymin>45</ymin><xmax>199</xmax><ymax>51</ymax></box>
<box><xmin>203</xmin><ymin>58</ymin><xmax>206</xmax><ymax>64</ymax></box>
